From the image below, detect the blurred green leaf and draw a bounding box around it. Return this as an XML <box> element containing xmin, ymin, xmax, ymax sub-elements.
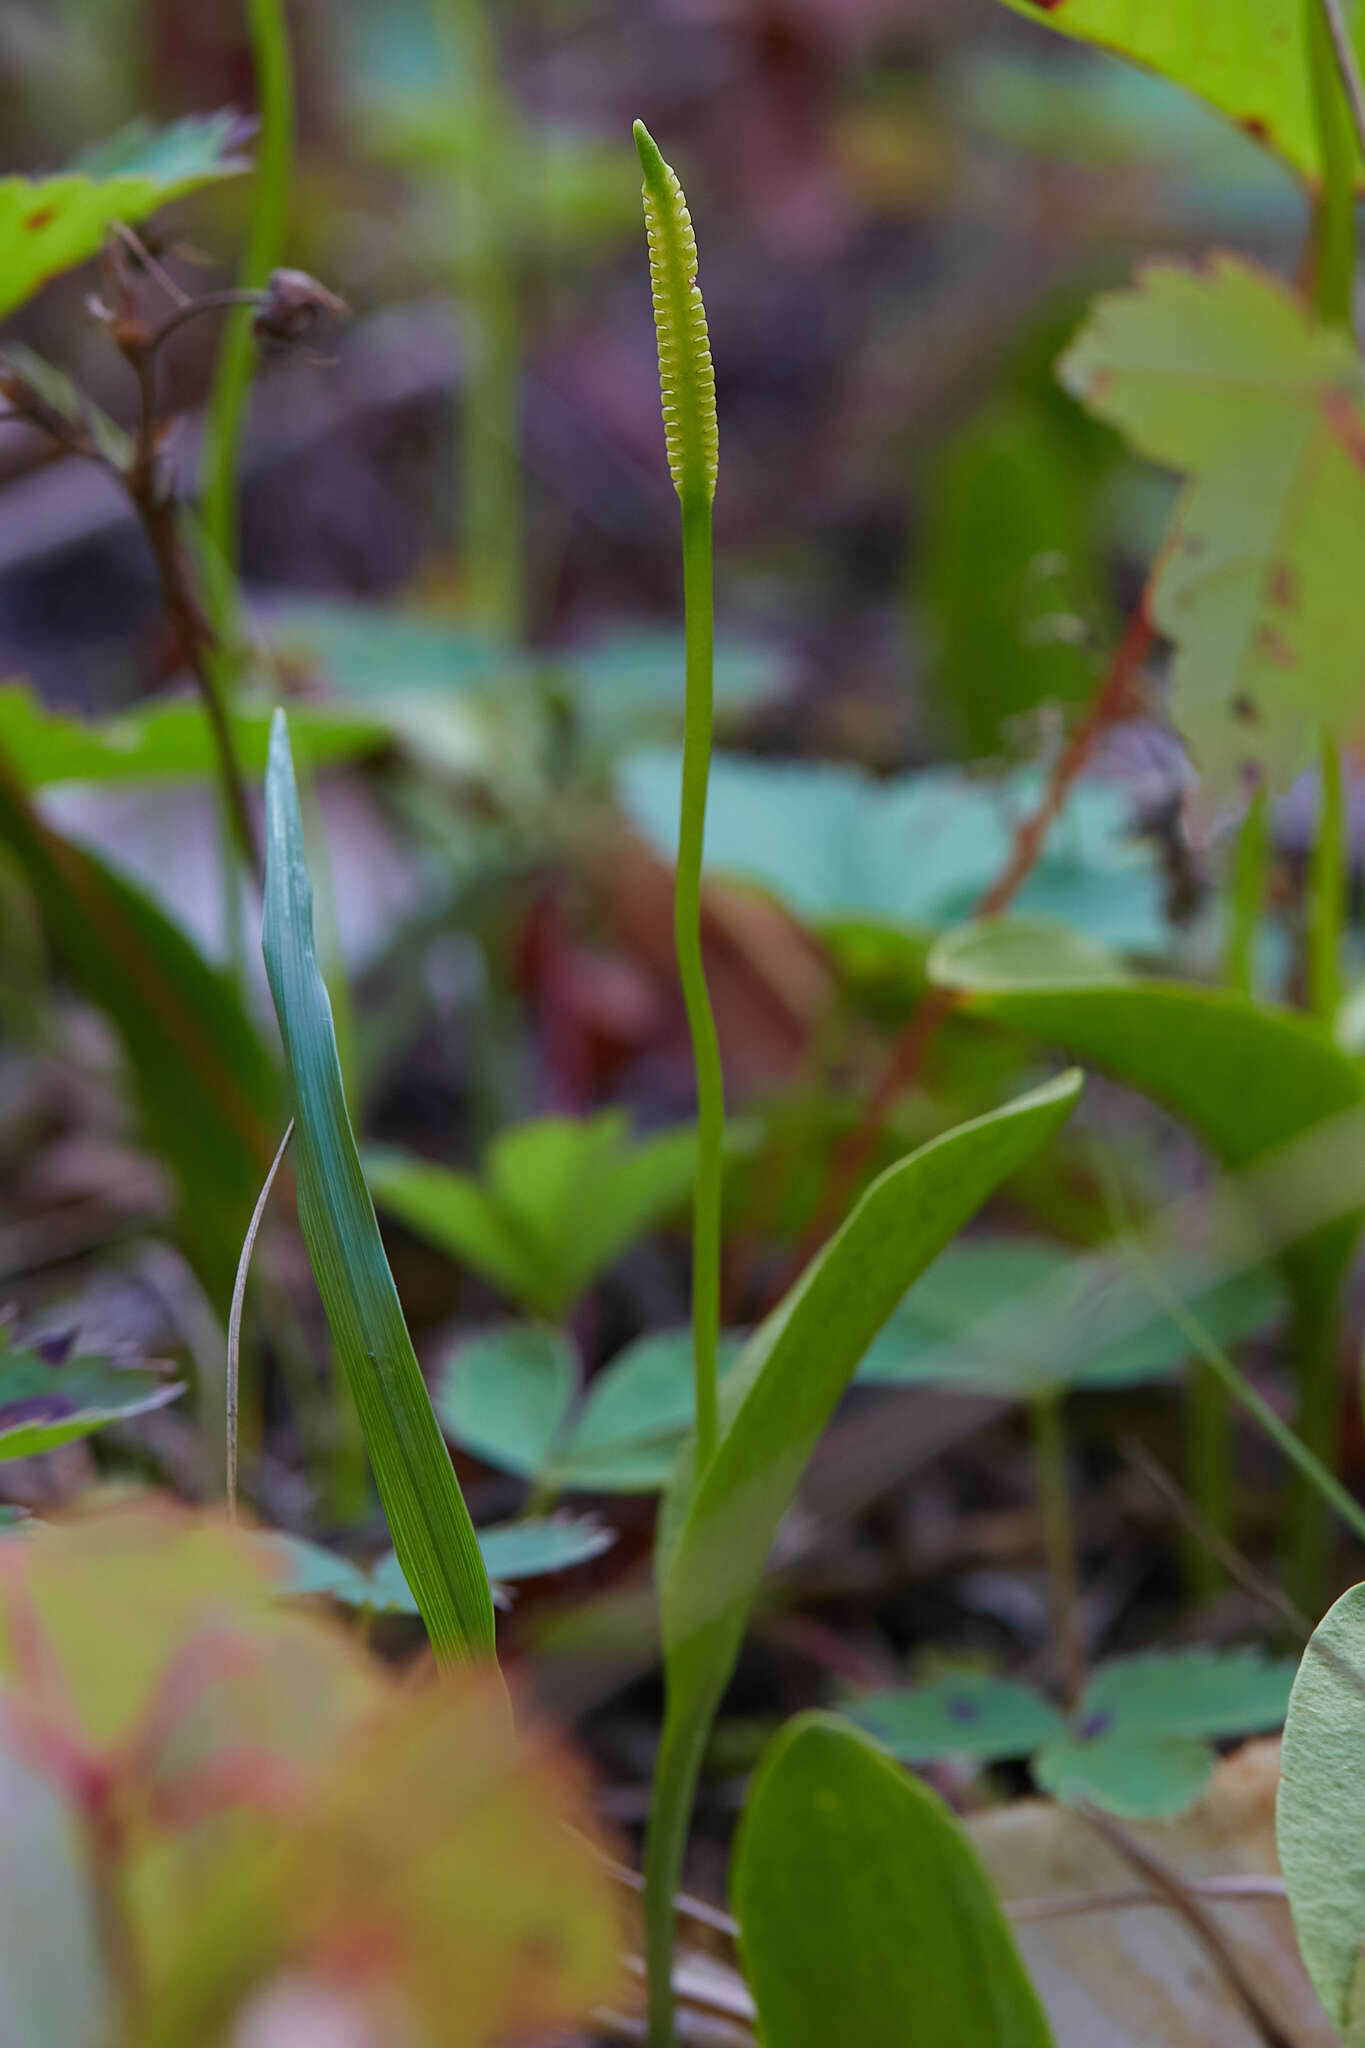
<box><xmin>733</xmin><ymin>1713</ymin><xmax>1055</xmax><ymax>2047</ymax></box>
<box><xmin>1078</xmin><ymin>1647</ymin><xmax>1297</xmax><ymax>1739</ymax></box>
<box><xmin>1278</xmin><ymin>1583</ymin><xmax>1365</xmax><ymax>2035</ymax></box>
<box><xmin>0</xmin><ymin>1745</ymin><xmax>105</xmax><ymax>2048</ymax></box>
<box><xmin>856</xmin><ymin>1235</ymin><xmax>1285</xmax><ymax>1397</ymax></box>
<box><xmin>0</xmin><ymin>743</ymin><xmax>280</xmax><ymax>1310</ymax></box>
<box><xmin>267</xmin><ymin>1515</ymin><xmax>615</xmax><ymax>1614</ymax></box>
<box><xmin>472</xmin><ymin>1514</ymin><xmax>616</xmax><ymax>1580</ymax></box>
<box><xmin>920</xmin><ymin>398</ymin><xmax>1107</xmax><ymax>757</ymax></box>
<box><xmin>0</xmin><ymin>1325</ymin><xmax>183</xmax><ymax>1461</ymax></box>
<box><xmin>0</xmin><ymin>682</ymin><xmax>384</xmax><ymax>788</ymax></box>
<box><xmin>263</xmin><ymin>710</ymin><xmax>495</xmax><ymax>1665</ymax></box>
<box><xmin>621</xmin><ymin>755</ymin><xmax>1168</xmax><ymax>954</ymax></box>
<box><xmin>930</xmin><ymin>916</ymin><xmax>1129</xmax><ymax>990</ymax></box>
<box><xmin>1061</xmin><ymin>257</ymin><xmax>1365</xmax><ymax>800</ymax></box>
<box><xmin>850</xmin><ymin>1675</ymin><xmax>1067</xmax><ymax>1763</ymax></box>
<box><xmin>991</xmin><ymin>0</ymin><xmax>1361</xmax><ymax>183</ymax></box>
<box><xmin>0</xmin><ymin>112</ymin><xmax>246</xmax><ymax>322</ymax></box>
<box><xmin>369</xmin><ymin>1110</ymin><xmax>707</xmax><ymax>1321</ymax></box>
<box><xmin>1032</xmin><ymin>1727</ymin><xmax>1214</xmax><ymax>1817</ymax></box>
<box><xmin>550</xmin><ymin>1328</ymin><xmax>745</xmax><ymax>1493</ymax></box>
<box><xmin>436</xmin><ymin>1325</ymin><xmax>580</xmax><ymax>1481</ymax></box>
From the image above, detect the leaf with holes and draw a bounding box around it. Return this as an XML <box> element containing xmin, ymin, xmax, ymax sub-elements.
<box><xmin>0</xmin><ymin>112</ymin><xmax>246</xmax><ymax>323</ymax></box>
<box><xmin>1060</xmin><ymin>257</ymin><xmax>1365</xmax><ymax>799</ymax></box>
<box><xmin>992</xmin><ymin>0</ymin><xmax>1364</xmax><ymax>185</ymax></box>
<box><xmin>0</xmin><ymin>1325</ymin><xmax>183</xmax><ymax>1462</ymax></box>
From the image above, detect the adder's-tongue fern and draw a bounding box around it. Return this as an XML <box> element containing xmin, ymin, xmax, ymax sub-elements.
<box><xmin>634</xmin><ymin>121</ymin><xmax>718</xmax><ymax>506</ymax></box>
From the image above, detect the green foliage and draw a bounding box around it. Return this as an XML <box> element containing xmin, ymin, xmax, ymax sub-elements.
<box><xmin>368</xmin><ymin>1110</ymin><xmax>709</xmax><ymax>1321</ymax></box>
<box><xmin>991</xmin><ymin>0</ymin><xmax>1365</xmax><ymax>184</ymax></box>
<box><xmin>732</xmin><ymin>1713</ymin><xmax>1055</xmax><ymax>2047</ymax></box>
<box><xmin>1278</xmin><ymin>1584</ymin><xmax>1365</xmax><ymax>2037</ymax></box>
<box><xmin>267</xmin><ymin>1515</ymin><xmax>615</xmax><ymax>1614</ymax></box>
<box><xmin>856</xmin><ymin>1234</ymin><xmax>1284</xmax><ymax>1398</ymax></box>
<box><xmin>262</xmin><ymin>709</ymin><xmax>495</xmax><ymax>1666</ymax></box>
<box><xmin>0</xmin><ymin>1325</ymin><xmax>183</xmax><ymax>1461</ymax></box>
<box><xmin>0</xmin><ymin>752</ymin><xmax>280</xmax><ymax>1311</ymax></box>
<box><xmin>1060</xmin><ymin>256</ymin><xmax>1365</xmax><ymax>800</ymax></box>
<box><xmin>854</xmin><ymin>1647</ymin><xmax>1296</xmax><ymax>1819</ymax></box>
<box><xmin>0</xmin><ymin>681</ymin><xmax>384</xmax><ymax>788</ymax></box>
<box><xmin>435</xmin><ymin>1323</ymin><xmax>746</xmax><ymax>1494</ymax></box>
<box><xmin>0</xmin><ymin>113</ymin><xmax>245</xmax><ymax>324</ymax></box>
<box><xmin>920</xmin><ymin>396</ymin><xmax>1110</xmax><ymax>757</ymax></box>
<box><xmin>644</xmin><ymin>1073</ymin><xmax>1081</xmax><ymax>2040</ymax></box>
<box><xmin>620</xmin><ymin>754</ymin><xmax>1169</xmax><ymax>953</ymax></box>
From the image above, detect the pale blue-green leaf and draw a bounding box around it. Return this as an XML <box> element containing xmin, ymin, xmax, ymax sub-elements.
<box><xmin>435</xmin><ymin>1324</ymin><xmax>579</xmax><ymax>1481</ymax></box>
<box><xmin>847</xmin><ymin>1676</ymin><xmax>1066</xmax><ymax>1763</ymax></box>
<box><xmin>549</xmin><ymin>1329</ymin><xmax>745</xmax><ymax>1493</ymax></box>
<box><xmin>1080</xmin><ymin>1648</ymin><xmax>1296</xmax><ymax>1742</ymax></box>
<box><xmin>1033</xmin><ymin>1728</ymin><xmax>1215</xmax><ymax>1818</ymax></box>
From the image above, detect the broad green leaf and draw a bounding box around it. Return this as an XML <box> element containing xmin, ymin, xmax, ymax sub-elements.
<box><xmin>0</xmin><ymin>1325</ymin><xmax>183</xmax><ymax>1461</ymax></box>
<box><xmin>991</xmin><ymin>0</ymin><xmax>1363</xmax><ymax>184</ymax></box>
<box><xmin>620</xmin><ymin>754</ymin><xmax>1167</xmax><ymax>953</ymax></box>
<box><xmin>436</xmin><ymin>1325</ymin><xmax>580</xmax><ymax>1480</ymax></box>
<box><xmin>1078</xmin><ymin>1647</ymin><xmax>1297</xmax><ymax>1741</ymax></box>
<box><xmin>0</xmin><ymin>112</ymin><xmax>246</xmax><ymax>323</ymax></box>
<box><xmin>856</xmin><ymin>1235</ymin><xmax>1284</xmax><ymax>1397</ymax></box>
<box><xmin>0</xmin><ymin>682</ymin><xmax>384</xmax><ymax>789</ymax></box>
<box><xmin>263</xmin><ymin>709</ymin><xmax>495</xmax><ymax>1665</ymax></box>
<box><xmin>0</xmin><ymin>741</ymin><xmax>280</xmax><ymax>1309</ymax></box>
<box><xmin>1278</xmin><ymin>1583</ymin><xmax>1365</xmax><ymax>2035</ymax></box>
<box><xmin>648</xmin><ymin>1074</ymin><xmax>1081</xmax><ymax>1936</ymax></box>
<box><xmin>929</xmin><ymin>915</ymin><xmax>1128</xmax><ymax>990</ymax></box>
<box><xmin>848</xmin><ymin>1675</ymin><xmax>1067</xmax><ymax>1763</ymax></box>
<box><xmin>549</xmin><ymin>1328</ymin><xmax>745</xmax><ymax>1493</ymax></box>
<box><xmin>1032</xmin><ymin>1727</ymin><xmax>1215</xmax><ymax>1818</ymax></box>
<box><xmin>1059</xmin><ymin>258</ymin><xmax>1365</xmax><ymax>798</ymax></box>
<box><xmin>369</xmin><ymin>1110</ymin><xmax>705</xmax><ymax>1320</ymax></box>
<box><xmin>557</xmin><ymin>628</ymin><xmax>786</xmax><ymax>750</ymax></box>
<box><xmin>732</xmin><ymin>1713</ymin><xmax>1055</xmax><ymax>2048</ymax></box>
<box><xmin>928</xmin><ymin>943</ymin><xmax>1365</xmax><ymax>1319</ymax></box>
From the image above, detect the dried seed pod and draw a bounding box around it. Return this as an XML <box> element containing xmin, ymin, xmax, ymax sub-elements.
<box><xmin>633</xmin><ymin>120</ymin><xmax>718</xmax><ymax>506</ymax></box>
<box><xmin>252</xmin><ymin>268</ymin><xmax>347</xmax><ymax>347</ymax></box>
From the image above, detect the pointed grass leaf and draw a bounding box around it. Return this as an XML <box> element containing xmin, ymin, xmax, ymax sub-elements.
<box><xmin>262</xmin><ymin>709</ymin><xmax>495</xmax><ymax>1665</ymax></box>
<box><xmin>1059</xmin><ymin>258</ymin><xmax>1365</xmax><ymax>800</ymax></box>
<box><xmin>0</xmin><ymin>741</ymin><xmax>280</xmax><ymax>1309</ymax></box>
<box><xmin>0</xmin><ymin>1326</ymin><xmax>183</xmax><ymax>1461</ymax></box>
<box><xmin>991</xmin><ymin>0</ymin><xmax>1364</xmax><ymax>185</ymax></box>
<box><xmin>848</xmin><ymin>1675</ymin><xmax>1067</xmax><ymax>1763</ymax></box>
<box><xmin>644</xmin><ymin>1073</ymin><xmax>1081</xmax><ymax>2004</ymax></box>
<box><xmin>1032</xmin><ymin>1728</ymin><xmax>1215</xmax><ymax>1819</ymax></box>
<box><xmin>732</xmin><ymin>1713</ymin><xmax>1055</xmax><ymax>2048</ymax></box>
<box><xmin>1278</xmin><ymin>1583</ymin><xmax>1365</xmax><ymax>2035</ymax></box>
<box><xmin>435</xmin><ymin>1324</ymin><xmax>580</xmax><ymax>1481</ymax></box>
<box><xmin>0</xmin><ymin>112</ymin><xmax>247</xmax><ymax>323</ymax></box>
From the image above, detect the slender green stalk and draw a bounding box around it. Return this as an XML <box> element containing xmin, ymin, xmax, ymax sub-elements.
<box><xmin>199</xmin><ymin>0</ymin><xmax>295</xmax><ymax>660</ymax></box>
<box><xmin>635</xmin><ymin>121</ymin><xmax>723</xmax><ymax>1477</ymax></box>
<box><xmin>435</xmin><ymin>0</ymin><xmax>523</xmax><ymax>643</ymax></box>
<box><xmin>1225</xmin><ymin>785</ymin><xmax>1269</xmax><ymax>998</ymax></box>
<box><xmin>635</xmin><ymin>117</ymin><xmax>724</xmax><ymax>2048</ymax></box>
<box><xmin>1029</xmin><ymin>1389</ymin><xmax>1085</xmax><ymax>1708</ymax></box>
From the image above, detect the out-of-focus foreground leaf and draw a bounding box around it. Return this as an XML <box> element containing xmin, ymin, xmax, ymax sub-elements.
<box><xmin>992</xmin><ymin>0</ymin><xmax>1362</xmax><ymax>185</ymax></box>
<box><xmin>262</xmin><ymin>709</ymin><xmax>495</xmax><ymax>1665</ymax></box>
<box><xmin>1278</xmin><ymin>1583</ymin><xmax>1365</xmax><ymax>2037</ymax></box>
<box><xmin>0</xmin><ymin>112</ymin><xmax>247</xmax><ymax>324</ymax></box>
<box><xmin>732</xmin><ymin>1712</ymin><xmax>1054</xmax><ymax>2047</ymax></box>
<box><xmin>0</xmin><ymin>743</ymin><xmax>279</xmax><ymax>1309</ymax></box>
<box><xmin>1060</xmin><ymin>258</ymin><xmax>1365</xmax><ymax>801</ymax></box>
<box><xmin>0</xmin><ymin>1324</ymin><xmax>183</xmax><ymax>1461</ymax></box>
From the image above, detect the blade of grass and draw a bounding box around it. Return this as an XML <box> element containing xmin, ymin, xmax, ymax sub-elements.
<box><xmin>262</xmin><ymin>709</ymin><xmax>496</xmax><ymax>1664</ymax></box>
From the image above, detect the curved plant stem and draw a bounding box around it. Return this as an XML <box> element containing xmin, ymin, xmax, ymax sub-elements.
<box><xmin>1029</xmin><ymin>1389</ymin><xmax>1085</xmax><ymax>1707</ymax></box>
<box><xmin>227</xmin><ymin>1117</ymin><xmax>294</xmax><ymax>1517</ymax></box>
<box><xmin>199</xmin><ymin>0</ymin><xmax>295</xmax><ymax>661</ymax></box>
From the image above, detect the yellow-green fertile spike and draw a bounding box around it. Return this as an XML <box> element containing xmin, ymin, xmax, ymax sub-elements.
<box><xmin>634</xmin><ymin>120</ymin><xmax>718</xmax><ymax>505</ymax></box>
